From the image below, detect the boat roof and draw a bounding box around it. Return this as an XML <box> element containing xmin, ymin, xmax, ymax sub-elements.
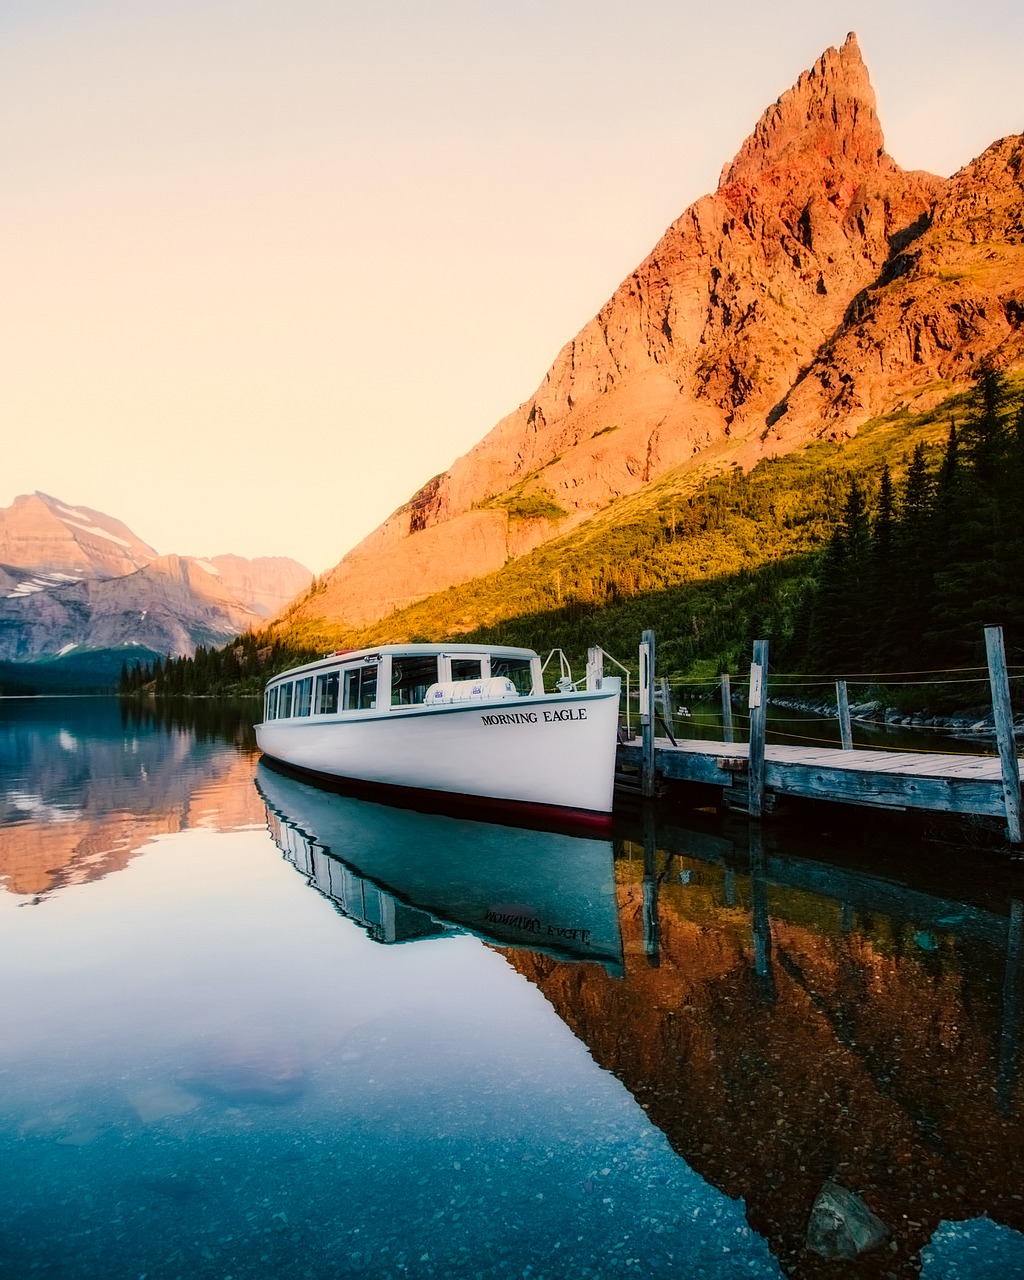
<box><xmin>265</xmin><ymin>643</ymin><xmax>540</xmax><ymax>685</ymax></box>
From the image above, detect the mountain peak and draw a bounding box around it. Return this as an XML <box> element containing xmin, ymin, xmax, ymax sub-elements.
<box><xmin>271</xmin><ymin>37</ymin><xmax>1021</xmax><ymax>637</ymax></box>
<box><xmin>0</xmin><ymin>491</ymin><xmax>315</xmax><ymax>660</ymax></box>
<box><xmin>719</xmin><ymin>31</ymin><xmax>886</xmax><ymax>194</ymax></box>
<box><xmin>0</xmin><ymin>490</ymin><xmax>158</xmax><ymax>579</ymax></box>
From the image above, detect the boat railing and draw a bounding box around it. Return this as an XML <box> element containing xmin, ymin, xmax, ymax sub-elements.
<box><xmin>591</xmin><ymin>647</ymin><xmax>633</xmax><ymax>737</ymax></box>
<box><xmin>543</xmin><ymin>646</ymin><xmax>633</xmax><ymax>737</ymax></box>
<box><xmin>541</xmin><ymin>647</ymin><xmax>575</xmax><ymax>688</ymax></box>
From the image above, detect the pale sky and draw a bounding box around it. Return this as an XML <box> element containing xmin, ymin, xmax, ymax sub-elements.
<box><xmin>2</xmin><ymin>0</ymin><xmax>1021</xmax><ymax>574</ymax></box>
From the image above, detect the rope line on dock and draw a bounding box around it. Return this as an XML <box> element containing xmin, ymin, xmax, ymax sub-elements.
<box><xmin>662</xmin><ymin>665</ymin><xmax>1005</xmax><ymax>684</ymax></box>
<box><xmin>724</xmin><ymin>675</ymin><xmax>998</xmax><ymax>688</ymax></box>
<box><xmin>743</xmin><ymin>714</ymin><xmax>843</xmax><ymax>723</ymax></box>
<box><xmin>722</xmin><ymin>709</ymin><xmax>1001</xmax><ymax>736</ymax></box>
<box><xmin>750</xmin><ymin>727</ymin><xmax>1000</xmax><ymax>756</ymax></box>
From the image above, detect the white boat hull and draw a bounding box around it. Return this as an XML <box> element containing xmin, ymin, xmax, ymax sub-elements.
<box><xmin>256</xmin><ymin>688</ymin><xmax>620</xmax><ymax>819</ymax></box>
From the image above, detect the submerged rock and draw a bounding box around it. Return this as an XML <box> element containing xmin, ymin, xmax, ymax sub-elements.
<box><xmin>180</xmin><ymin>1035</ymin><xmax>306</xmax><ymax>1104</ymax></box>
<box><xmin>142</xmin><ymin>1172</ymin><xmax>204</xmax><ymax>1201</ymax></box>
<box><xmin>128</xmin><ymin>1083</ymin><xmax>200</xmax><ymax>1123</ymax></box>
<box><xmin>806</xmin><ymin>1181</ymin><xmax>888</xmax><ymax>1259</ymax></box>
<box><xmin>55</xmin><ymin>1125</ymin><xmax>105</xmax><ymax>1147</ymax></box>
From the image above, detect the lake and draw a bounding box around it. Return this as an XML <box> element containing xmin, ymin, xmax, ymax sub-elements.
<box><xmin>2</xmin><ymin>698</ymin><xmax>1023</xmax><ymax>1279</ymax></box>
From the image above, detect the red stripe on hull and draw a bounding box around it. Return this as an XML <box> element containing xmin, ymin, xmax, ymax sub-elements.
<box><xmin>259</xmin><ymin>754</ymin><xmax>614</xmax><ymax>835</ymax></box>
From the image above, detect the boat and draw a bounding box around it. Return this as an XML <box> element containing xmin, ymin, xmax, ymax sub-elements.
<box><xmin>256</xmin><ymin>763</ymin><xmax>623</xmax><ymax>970</ymax></box>
<box><xmin>255</xmin><ymin>643</ymin><xmax>621</xmax><ymax>825</ymax></box>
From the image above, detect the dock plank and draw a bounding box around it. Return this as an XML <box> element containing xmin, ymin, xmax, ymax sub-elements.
<box><xmin>617</xmin><ymin>737</ymin><xmax>1021</xmax><ymax>828</ymax></box>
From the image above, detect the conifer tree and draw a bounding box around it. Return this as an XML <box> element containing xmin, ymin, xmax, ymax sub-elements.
<box><xmin>868</xmin><ymin>464</ymin><xmax>898</xmax><ymax>666</ymax></box>
<box><xmin>890</xmin><ymin>443</ymin><xmax>936</xmax><ymax>661</ymax></box>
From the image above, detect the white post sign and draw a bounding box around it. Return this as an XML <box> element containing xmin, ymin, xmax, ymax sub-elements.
<box><xmin>639</xmin><ymin>639</ymin><xmax>652</xmax><ymax>722</ymax></box>
<box><xmin>749</xmin><ymin>662</ymin><xmax>763</xmax><ymax>709</ymax></box>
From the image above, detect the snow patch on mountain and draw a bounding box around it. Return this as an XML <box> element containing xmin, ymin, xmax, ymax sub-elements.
<box><xmin>61</xmin><ymin>518</ymin><xmax>132</xmax><ymax>549</ymax></box>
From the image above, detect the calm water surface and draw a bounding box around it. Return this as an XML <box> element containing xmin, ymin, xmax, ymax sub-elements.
<box><xmin>2</xmin><ymin>698</ymin><xmax>1023</xmax><ymax>1280</ymax></box>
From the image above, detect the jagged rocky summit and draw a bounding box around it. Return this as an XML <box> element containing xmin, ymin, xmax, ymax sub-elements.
<box><xmin>287</xmin><ymin>32</ymin><xmax>1024</xmax><ymax>633</ymax></box>
<box><xmin>0</xmin><ymin>492</ymin><xmax>312</xmax><ymax>662</ymax></box>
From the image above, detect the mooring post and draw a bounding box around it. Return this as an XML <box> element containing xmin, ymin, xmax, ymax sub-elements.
<box><xmin>837</xmin><ymin>679</ymin><xmax>853</xmax><ymax>750</ymax></box>
<box><xmin>985</xmin><ymin>624</ymin><xmax>1022</xmax><ymax>844</ymax></box>
<box><xmin>721</xmin><ymin>672</ymin><xmax>734</xmax><ymax>743</ymax></box>
<box><xmin>585</xmin><ymin>646</ymin><xmax>604</xmax><ymax>691</ymax></box>
<box><xmin>748</xmin><ymin>639</ymin><xmax>768</xmax><ymax>820</ymax></box>
<box><xmin>640</xmin><ymin>629</ymin><xmax>656</xmax><ymax>798</ymax></box>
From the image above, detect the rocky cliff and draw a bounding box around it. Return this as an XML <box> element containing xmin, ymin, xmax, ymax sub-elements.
<box><xmin>0</xmin><ymin>492</ymin><xmax>312</xmax><ymax>661</ymax></box>
<box><xmin>290</xmin><ymin>33</ymin><xmax>1023</xmax><ymax>631</ymax></box>
<box><xmin>203</xmin><ymin>554</ymin><xmax>315</xmax><ymax>619</ymax></box>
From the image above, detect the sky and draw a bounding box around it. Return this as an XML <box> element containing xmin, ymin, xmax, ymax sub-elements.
<box><xmin>2</xmin><ymin>1</ymin><xmax>1022</xmax><ymax>574</ymax></box>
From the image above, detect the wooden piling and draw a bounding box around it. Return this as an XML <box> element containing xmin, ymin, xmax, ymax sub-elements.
<box><xmin>837</xmin><ymin>679</ymin><xmax>853</xmax><ymax>750</ymax></box>
<box><xmin>721</xmin><ymin>673</ymin><xmax>734</xmax><ymax>744</ymax></box>
<box><xmin>748</xmin><ymin>640</ymin><xmax>768</xmax><ymax>820</ymax></box>
<box><xmin>985</xmin><ymin>624</ymin><xmax>1022</xmax><ymax>844</ymax></box>
<box><xmin>640</xmin><ymin>630</ymin><xmax>656</xmax><ymax>799</ymax></box>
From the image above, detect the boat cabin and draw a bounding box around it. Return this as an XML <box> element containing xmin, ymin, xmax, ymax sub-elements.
<box><xmin>261</xmin><ymin>644</ymin><xmax>543</xmax><ymax>724</ymax></box>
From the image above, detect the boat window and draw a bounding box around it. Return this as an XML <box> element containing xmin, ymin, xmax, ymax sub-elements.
<box><xmin>315</xmin><ymin>670</ymin><xmax>340</xmax><ymax>715</ymax></box>
<box><xmin>343</xmin><ymin>664</ymin><xmax>377</xmax><ymax>710</ymax></box>
<box><xmin>294</xmin><ymin>676</ymin><xmax>313</xmax><ymax>717</ymax></box>
<box><xmin>391</xmin><ymin>655</ymin><xmax>439</xmax><ymax>706</ymax></box>
<box><xmin>490</xmin><ymin>656</ymin><xmax>534</xmax><ymax>696</ymax></box>
<box><xmin>277</xmin><ymin>682</ymin><xmax>294</xmax><ymax>718</ymax></box>
<box><xmin>450</xmin><ymin>658</ymin><xmax>482</xmax><ymax>682</ymax></box>
<box><xmin>265</xmin><ymin>685</ymin><xmax>278</xmax><ymax>720</ymax></box>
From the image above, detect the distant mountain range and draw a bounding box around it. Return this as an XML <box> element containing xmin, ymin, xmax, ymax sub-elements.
<box><xmin>0</xmin><ymin>492</ymin><xmax>312</xmax><ymax>678</ymax></box>
<box><xmin>274</xmin><ymin>32</ymin><xmax>1023</xmax><ymax>643</ymax></box>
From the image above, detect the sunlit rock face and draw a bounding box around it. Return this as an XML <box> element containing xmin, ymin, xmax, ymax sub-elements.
<box><xmin>202</xmin><ymin>554</ymin><xmax>313</xmax><ymax>619</ymax></box>
<box><xmin>0</xmin><ymin>492</ymin><xmax>158</xmax><ymax>580</ymax></box>
<box><xmin>288</xmin><ymin>32</ymin><xmax>1023</xmax><ymax>631</ymax></box>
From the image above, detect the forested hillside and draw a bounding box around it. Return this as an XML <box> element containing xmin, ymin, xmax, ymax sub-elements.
<box><xmin>139</xmin><ymin>371</ymin><xmax>1023</xmax><ymax>708</ymax></box>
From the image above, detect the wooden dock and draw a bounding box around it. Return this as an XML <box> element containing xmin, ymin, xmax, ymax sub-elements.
<box><xmin>616</xmin><ymin>736</ymin><xmax>1022</xmax><ymax>826</ymax></box>
<box><xmin>604</xmin><ymin>625</ymin><xmax>1023</xmax><ymax>843</ymax></box>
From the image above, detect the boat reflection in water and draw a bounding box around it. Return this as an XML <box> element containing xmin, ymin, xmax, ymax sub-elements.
<box><xmin>255</xmin><ymin>761</ymin><xmax>623</xmax><ymax>970</ymax></box>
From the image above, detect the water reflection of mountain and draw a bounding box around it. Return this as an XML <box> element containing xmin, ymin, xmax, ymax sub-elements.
<box><xmin>501</xmin><ymin>817</ymin><xmax>1024</xmax><ymax>1278</ymax></box>
<box><xmin>256</xmin><ymin>763</ymin><xmax>623</xmax><ymax>969</ymax></box>
<box><xmin>0</xmin><ymin>698</ymin><xmax>261</xmax><ymax>897</ymax></box>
